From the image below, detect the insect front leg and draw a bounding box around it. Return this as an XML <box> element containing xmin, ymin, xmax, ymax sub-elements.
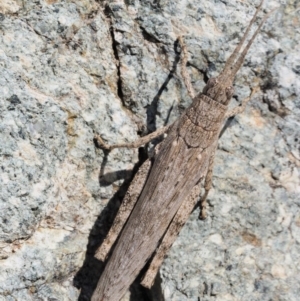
<box><xmin>140</xmin><ymin>183</ymin><xmax>202</xmax><ymax>288</ymax></box>
<box><xmin>225</xmin><ymin>86</ymin><xmax>259</xmax><ymax>118</ymax></box>
<box><xmin>95</xmin><ymin>158</ymin><xmax>152</xmax><ymax>261</ymax></box>
<box><xmin>178</xmin><ymin>36</ymin><xmax>195</xmax><ymax>99</ymax></box>
<box><xmin>94</xmin><ymin>125</ymin><xmax>171</xmax><ymax>151</ymax></box>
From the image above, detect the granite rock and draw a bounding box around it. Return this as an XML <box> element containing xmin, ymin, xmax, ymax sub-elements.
<box><xmin>0</xmin><ymin>0</ymin><xmax>299</xmax><ymax>300</ymax></box>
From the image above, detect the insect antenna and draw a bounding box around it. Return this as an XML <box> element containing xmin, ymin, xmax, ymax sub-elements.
<box><xmin>222</xmin><ymin>0</ymin><xmax>264</xmax><ymax>74</ymax></box>
<box><xmin>228</xmin><ymin>6</ymin><xmax>278</xmax><ymax>80</ymax></box>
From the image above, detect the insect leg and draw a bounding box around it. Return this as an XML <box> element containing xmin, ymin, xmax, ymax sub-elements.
<box><xmin>199</xmin><ymin>145</ymin><xmax>217</xmax><ymax>220</ymax></box>
<box><xmin>140</xmin><ymin>184</ymin><xmax>201</xmax><ymax>288</ymax></box>
<box><xmin>178</xmin><ymin>36</ymin><xmax>195</xmax><ymax>99</ymax></box>
<box><xmin>94</xmin><ymin>125</ymin><xmax>171</xmax><ymax>151</ymax></box>
<box><xmin>95</xmin><ymin>159</ymin><xmax>152</xmax><ymax>261</ymax></box>
<box><xmin>225</xmin><ymin>86</ymin><xmax>258</xmax><ymax>118</ymax></box>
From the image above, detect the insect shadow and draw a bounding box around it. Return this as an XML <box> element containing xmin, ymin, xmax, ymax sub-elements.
<box><xmin>73</xmin><ymin>40</ymin><xmax>181</xmax><ymax>301</ymax></box>
<box><xmin>73</xmin><ymin>148</ymin><xmax>151</xmax><ymax>301</ymax></box>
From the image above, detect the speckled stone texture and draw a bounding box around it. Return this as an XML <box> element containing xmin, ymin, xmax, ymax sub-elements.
<box><xmin>0</xmin><ymin>0</ymin><xmax>299</xmax><ymax>300</ymax></box>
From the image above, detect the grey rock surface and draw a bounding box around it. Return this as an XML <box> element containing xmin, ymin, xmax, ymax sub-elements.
<box><xmin>0</xmin><ymin>0</ymin><xmax>299</xmax><ymax>301</ymax></box>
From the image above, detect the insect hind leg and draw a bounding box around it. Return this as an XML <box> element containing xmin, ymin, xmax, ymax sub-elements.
<box><xmin>95</xmin><ymin>159</ymin><xmax>152</xmax><ymax>261</ymax></box>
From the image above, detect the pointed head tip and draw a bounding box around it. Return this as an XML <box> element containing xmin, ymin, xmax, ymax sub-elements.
<box><xmin>218</xmin><ymin>68</ymin><xmax>235</xmax><ymax>84</ymax></box>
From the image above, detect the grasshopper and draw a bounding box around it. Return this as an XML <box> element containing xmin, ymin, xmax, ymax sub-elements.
<box><xmin>91</xmin><ymin>1</ymin><xmax>276</xmax><ymax>300</ymax></box>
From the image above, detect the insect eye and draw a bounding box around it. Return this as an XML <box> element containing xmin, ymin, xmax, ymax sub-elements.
<box><xmin>225</xmin><ymin>86</ymin><xmax>234</xmax><ymax>98</ymax></box>
<box><xmin>207</xmin><ymin>77</ymin><xmax>217</xmax><ymax>87</ymax></box>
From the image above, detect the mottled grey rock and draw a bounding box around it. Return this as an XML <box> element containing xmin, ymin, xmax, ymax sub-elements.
<box><xmin>0</xmin><ymin>0</ymin><xmax>299</xmax><ymax>301</ymax></box>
